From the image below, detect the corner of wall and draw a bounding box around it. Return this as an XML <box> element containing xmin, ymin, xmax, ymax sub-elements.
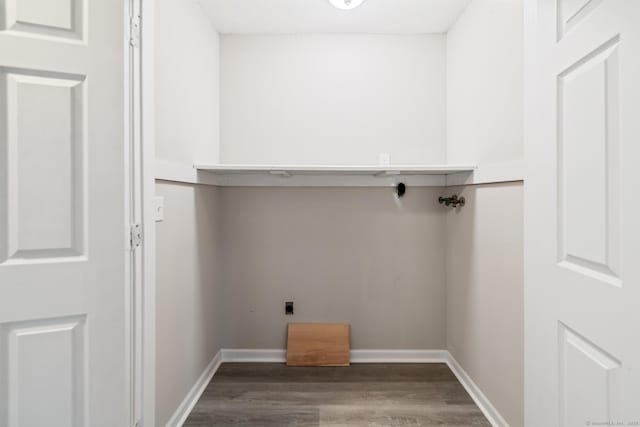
<box><xmin>155</xmin><ymin>0</ymin><xmax>221</xmax><ymax>165</ymax></box>
<box><xmin>445</xmin><ymin>0</ymin><xmax>524</xmax><ymax>167</ymax></box>
<box><xmin>154</xmin><ymin>1</ymin><xmax>224</xmax><ymax>425</ymax></box>
<box><xmin>444</xmin><ymin>0</ymin><xmax>525</xmax><ymax>425</ymax></box>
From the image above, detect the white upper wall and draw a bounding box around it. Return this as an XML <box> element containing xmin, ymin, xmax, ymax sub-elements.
<box><xmin>446</xmin><ymin>0</ymin><xmax>523</xmax><ymax>165</ymax></box>
<box><xmin>219</xmin><ymin>34</ymin><xmax>447</xmax><ymax>165</ymax></box>
<box><xmin>201</xmin><ymin>0</ymin><xmax>471</xmax><ymax>34</ymax></box>
<box><xmin>156</xmin><ymin>0</ymin><xmax>220</xmax><ymax>164</ymax></box>
<box><xmin>156</xmin><ymin>0</ymin><xmax>524</xmax><ymax>167</ymax></box>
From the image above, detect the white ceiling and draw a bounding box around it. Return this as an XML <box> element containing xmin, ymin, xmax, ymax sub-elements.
<box><xmin>199</xmin><ymin>0</ymin><xmax>472</xmax><ymax>34</ymax></box>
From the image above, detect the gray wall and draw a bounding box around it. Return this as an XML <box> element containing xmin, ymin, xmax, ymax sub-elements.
<box><xmin>445</xmin><ymin>0</ymin><xmax>524</xmax><ymax>425</ymax></box>
<box><xmin>445</xmin><ymin>183</ymin><xmax>524</xmax><ymax>427</ymax></box>
<box><xmin>219</xmin><ymin>187</ymin><xmax>447</xmax><ymax>350</ymax></box>
<box><xmin>155</xmin><ymin>182</ymin><xmax>523</xmax><ymax>426</ymax></box>
<box><xmin>154</xmin><ymin>0</ymin><xmax>222</xmax><ymax>424</ymax></box>
<box><xmin>155</xmin><ymin>182</ymin><xmax>224</xmax><ymax>426</ymax></box>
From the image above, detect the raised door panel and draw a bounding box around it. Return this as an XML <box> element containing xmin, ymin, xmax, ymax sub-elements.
<box><xmin>557</xmin><ymin>0</ymin><xmax>604</xmax><ymax>38</ymax></box>
<box><xmin>0</xmin><ymin>316</ymin><xmax>87</xmax><ymax>427</ymax></box>
<box><xmin>557</xmin><ymin>38</ymin><xmax>620</xmax><ymax>286</ymax></box>
<box><xmin>0</xmin><ymin>0</ymin><xmax>127</xmax><ymax>425</ymax></box>
<box><xmin>527</xmin><ymin>0</ymin><xmax>640</xmax><ymax>426</ymax></box>
<box><xmin>0</xmin><ymin>69</ymin><xmax>86</xmax><ymax>264</ymax></box>
<box><xmin>0</xmin><ymin>0</ymin><xmax>84</xmax><ymax>41</ymax></box>
<box><xmin>559</xmin><ymin>324</ymin><xmax>621</xmax><ymax>426</ymax></box>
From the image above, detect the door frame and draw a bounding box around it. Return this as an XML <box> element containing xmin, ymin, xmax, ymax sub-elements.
<box><xmin>124</xmin><ymin>0</ymin><xmax>156</xmax><ymax>424</ymax></box>
<box><xmin>127</xmin><ymin>0</ymin><xmax>148</xmax><ymax>425</ymax></box>
<box><xmin>137</xmin><ymin>0</ymin><xmax>157</xmax><ymax>425</ymax></box>
<box><xmin>523</xmin><ymin>0</ymin><xmax>538</xmax><ymax>424</ymax></box>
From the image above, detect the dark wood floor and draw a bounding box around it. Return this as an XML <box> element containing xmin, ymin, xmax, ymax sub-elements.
<box><xmin>183</xmin><ymin>363</ymin><xmax>490</xmax><ymax>426</ymax></box>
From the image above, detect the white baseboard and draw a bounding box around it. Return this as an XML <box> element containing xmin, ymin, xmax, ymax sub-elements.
<box><xmin>220</xmin><ymin>348</ymin><xmax>449</xmax><ymax>364</ymax></box>
<box><xmin>445</xmin><ymin>353</ymin><xmax>510</xmax><ymax>427</ymax></box>
<box><xmin>166</xmin><ymin>350</ymin><xmax>222</xmax><ymax>427</ymax></box>
<box><xmin>169</xmin><ymin>349</ymin><xmax>509</xmax><ymax>427</ymax></box>
<box><xmin>221</xmin><ymin>348</ymin><xmax>286</xmax><ymax>363</ymax></box>
<box><xmin>350</xmin><ymin>349</ymin><xmax>448</xmax><ymax>363</ymax></box>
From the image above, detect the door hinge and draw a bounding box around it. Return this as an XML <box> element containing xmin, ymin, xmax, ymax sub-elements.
<box><xmin>130</xmin><ymin>224</ymin><xmax>142</xmax><ymax>249</ymax></box>
<box><xmin>132</xmin><ymin>421</ymin><xmax>141</xmax><ymax>427</ymax></box>
<box><xmin>129</xmin><ymin>14</ymin><xmax>140</xmax><ymax>47</ymax></box>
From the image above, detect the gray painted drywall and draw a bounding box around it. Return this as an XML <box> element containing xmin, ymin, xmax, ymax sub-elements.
<box><xmin>219</xmin><ymin>187</ymin><xmax>447</xmax><ymax>349</ymax></box>
<box><xmin>446</xmin><ymin>183</ymin><xmax>524</xmax><ymax>427</ymax></box>
<box><xmin>154</xmin><ymin>0</ymin><xmax>222</xmax><ymax>424</ymax></box>
<box><xmin>445</xmin><ymin>1</ymin><xmax>524</xmax><ymax>425</ymax></box>
<box><xmin>155</xmin><ymin>182</ymin><xmax>224</xmax><ymax>426</ymax></box>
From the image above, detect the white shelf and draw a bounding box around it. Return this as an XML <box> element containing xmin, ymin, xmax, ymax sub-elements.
<box><xmin>157</xmin><ymin>160</ymin><xmax>522</xmax><ymax>187</ymax></box>
<box><xmin>189</xmin><ymin>164</ymin><xmax>476</xmax><ymax>187</ymax></box>
<box><xmin>194</xmin><ymin>164</ymin><xmax>476</xmax><ymax>176</ymax></box>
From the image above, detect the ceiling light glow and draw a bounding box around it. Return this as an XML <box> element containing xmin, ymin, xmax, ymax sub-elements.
<box><xmin>329</xmin><ymin>0</ymin><xmax>366</xmax><ymax>11</ymax></box>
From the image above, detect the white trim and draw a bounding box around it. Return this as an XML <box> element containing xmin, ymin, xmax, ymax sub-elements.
<box><xmin>221</xmin><ymin>349</ymin><xmax>286</xmax><ymax>363</ymax></box>
<box><xmin>123</xmin><ymin>0</ymin><xmax>134</xmax><ymax>423</ymax></box>
<box><xmin>350</xmin><ymin>349</ymin><xmax>448</xmax><ymax>363</ymax></box>
<box><xmin>155</xmin><ymin>159</ymin><xmax>199</xmax><ymax>184</ymax></box>
<box><xmin>195</xmin><ymin>163</ymin><xmax>476</xmax><ymax>174</ymax></box>
<box><xmin>445</xmin><ymin>160</ymin><xmax>525</xmax><ymax>186</ymax></box>
<box><xmin>220</xmin><ymin>348</ymin><xmax>450</xmax><ymax>363</ymax></box>
<box><xmin>523</xmin><ymin>1</ymin><xmax>538</xmax><ymax>425</ymax></box>
<box><xmin>140</xmin><ymin>0</ymin><xmax>157</xmax><ymax>424</ymax></box>
<box><xmin>210</xmin><ymin>173</ymin><xmax>446</xmax><ymax>187</ymax></box>
<box><xmin>127</xmin><ymin>0</ymin><xmax>144</xmax><ymax>424</ymax></box>
<box><xmin>166</xmin><ymin>351</ymin><xmax>223</xmax><ymax>427</ymax></box>
<box><xmin>155</xmin><ymin>159</ymin><xmax>221</xmax><ymax>186</ymax></box>
<box><xmin>156</xmin><ymin>159</ymin><xmax>524</xmax><ymax>187</ymax></box>
<box><xmin>156</xmin><ymin>160</ymin><xmax>446</xmax><ymax>187</ymax></box>
<box><xmin>445</xmin><ymin>353</ymin><xmax>510</xmax><ymax>427</ymax></box>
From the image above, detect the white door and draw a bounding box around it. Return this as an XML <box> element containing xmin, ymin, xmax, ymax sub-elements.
<box><xmin>0</xmin><ymin>1</ymin><xmax>129</xmax><ymax>426</ymax></box>
<box><xmin>526</xmin><ymin>0</ymin><xmax>640</xmax><ymax>426</ymax></box>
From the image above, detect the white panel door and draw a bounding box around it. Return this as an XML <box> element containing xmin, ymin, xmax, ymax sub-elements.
<box><xmin>526</xmin><ymin>0</ymin><xmax>640</xmax><ymax>426</ymax></box>
<box><xmin>0</xmin><ymin>1</ymin><xmax>128</xmax><ymax>426</ymax></box>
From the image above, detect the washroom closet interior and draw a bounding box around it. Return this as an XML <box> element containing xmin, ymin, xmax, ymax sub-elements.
<box><xmin>153</xmin><ymin>0</ymin><xmax>523</xmax><ymax>425</ymax></box>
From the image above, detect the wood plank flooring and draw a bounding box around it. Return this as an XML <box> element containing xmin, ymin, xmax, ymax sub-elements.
<box><xmin>184</xmin><ymin>363</ymin><xmax>490</xmax><ymax>426</ymax></box>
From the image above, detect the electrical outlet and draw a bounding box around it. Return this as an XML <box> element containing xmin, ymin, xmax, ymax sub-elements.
<box><xmin>285</xmin><ymin>301</ymin><xmax>294</xmax><ymax>315</ymax></box>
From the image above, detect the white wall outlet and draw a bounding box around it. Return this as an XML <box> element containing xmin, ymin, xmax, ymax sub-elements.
<box><xmin>154</xmin><ymin>196</ymin><xmax>164</xmax><ymax>222</ymax></box>
<box><xmin>379</xmin><ymin>152</ymin><xmax>390</xmax><ymax>165</ymax></box>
